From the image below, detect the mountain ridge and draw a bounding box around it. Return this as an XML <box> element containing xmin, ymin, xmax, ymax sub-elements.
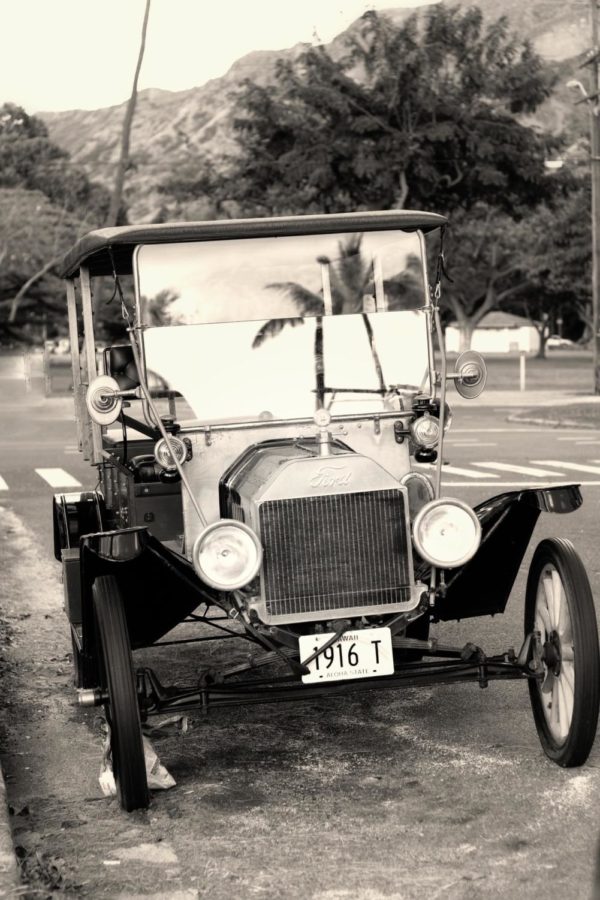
<box><xmin>38</xmin><ymin>1</ymin><xmax>591</xmax><ymax>222</ymax></box>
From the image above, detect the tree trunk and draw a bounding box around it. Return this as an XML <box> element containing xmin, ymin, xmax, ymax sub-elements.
<box><xmin>7</xmin><ymin>255</ymin><xmax>61</xmax><ymax>323</ymax></box>
<box><xmin>106</xmin><ymin>0</ymin><xmax>151</xmax><ymax>226</ymax></box>
<box><xmin>395</xmin><ymin>171</ymin><xmax>408</xmax><ymax>210</ymax></box>
<box><xmin>457</xmin><ymin>320</ymin><xmax>475</xmax><ymax>352</ymax></box>
<box><xmin>535</xmin><ymin>326</ymin><xmax>549</xmax><ymax>359</ymax></box>
<box><xmin>361</xmin><ymin>313</ymin><xmax>386</xmax><ymax>393</ymax></box>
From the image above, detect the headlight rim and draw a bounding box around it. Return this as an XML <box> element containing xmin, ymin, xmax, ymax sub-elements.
<box><xmin>154</xmin><ymin>435</ymin><xmax>187</xmax><ymax>471</ymax></box>
<box><xmin>412</xmin><ymin>497</ymin><xmax>481</xmax><ymax>569</ymax></box>
<box><xmin>192</xmin><ymin>519</ymin><xmax>263</xmax><ymax>591</ymax></box>
<box><xmin>410</xmin><ymin>413</ymin><xmax>441</xmax><ymax>449</ymax></box>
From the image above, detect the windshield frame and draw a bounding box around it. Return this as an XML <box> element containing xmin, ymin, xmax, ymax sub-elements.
<box><xmin>131</xmin><ymin>228</ymin><xmax>437</xmax><ymax>427</ymax></box>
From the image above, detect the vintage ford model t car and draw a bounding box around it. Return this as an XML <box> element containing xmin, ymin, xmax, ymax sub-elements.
<box><xmin>54</xmin><ymin>210</ymin><xmax>600</xmax><ymax>811</ymax></box>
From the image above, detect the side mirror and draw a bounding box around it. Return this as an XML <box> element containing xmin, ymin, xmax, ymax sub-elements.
<box><xmin>86</xmin><ymin>375</ymin><xmax>122</xmax><ymax>425</ymax></box>
<box><xmin>454</xmin><ymin>350</ymin><xmax>487</xmax><ymax>399</ymax></box>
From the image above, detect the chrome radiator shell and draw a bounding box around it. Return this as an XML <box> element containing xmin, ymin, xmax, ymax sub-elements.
<box><xmin>223</xmin><ymin>445</ymin><xmax>419</xmax><ymax>624</ymax></box>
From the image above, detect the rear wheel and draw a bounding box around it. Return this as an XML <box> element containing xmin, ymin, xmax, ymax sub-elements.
<box><xmin>525</xmin><ymin>539</ymin><xmax>600</xmax><ymax>767</ymax></box>
<box><xmin>93</xmin><ymin>575</ymin><xmax>149</xmax><ymax>810</ymax></box>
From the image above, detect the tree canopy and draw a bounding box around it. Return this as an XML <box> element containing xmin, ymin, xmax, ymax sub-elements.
<box><xmin>163</xmin><ymin>6</ymin><xmax>559</xmax><ymax>219</ymax></box>
<box><xmin>0</xmin><ymin>104</ymin><xmax>111</xmax><ymax>341</ymax></box>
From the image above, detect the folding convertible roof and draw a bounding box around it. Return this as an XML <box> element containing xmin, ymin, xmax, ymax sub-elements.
<box><xmin>59</xmin><ymin>210</ymin><xmax>448</xmax><ymax>279</ymax></box>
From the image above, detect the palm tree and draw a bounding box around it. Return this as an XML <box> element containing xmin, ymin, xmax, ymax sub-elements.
<box><xmin>252</xmin><ymin>235</ymin><xmax>425</xmax><ymax>404</ymax></box>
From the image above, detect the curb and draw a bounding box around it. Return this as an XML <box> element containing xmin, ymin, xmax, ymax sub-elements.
<box><xmin>0</xmin><ymin>766</ymin><xmax>21</xmax><ymax>896</ymax></box>
<box><xmin>507</xmin><ymin>413</ymin><xmax>600</xmax><ymax>429</ymax></box>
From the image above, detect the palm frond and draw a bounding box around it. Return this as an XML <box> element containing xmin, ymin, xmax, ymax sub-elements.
<box><xmin>266</xmin><ymin>281</ymin><xmax>325</xmax><ymax>316</ymax></box>
<box><xmin>252</xmin><ymin>316</ymin><xmax>304</xmax><ymax>348</ymax></box>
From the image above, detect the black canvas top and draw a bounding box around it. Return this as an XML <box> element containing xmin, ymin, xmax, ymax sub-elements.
<box><xmin>59</xmin><ymin>210</ymin><xmax>448</xmax><ymax>278</ymax></box>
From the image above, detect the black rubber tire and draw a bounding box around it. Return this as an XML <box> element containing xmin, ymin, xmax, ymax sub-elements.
<box><xmin>525</xmin><ymin>538</ymin><xmax>600</xmax><ymax>767</ymax></box>
<box><xmin>93</xmin><ymin>575</ymin><xmax>149</xmax><ymax>811</ymax></box>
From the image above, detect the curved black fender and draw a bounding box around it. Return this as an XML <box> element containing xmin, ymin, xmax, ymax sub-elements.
<box><xmin>52</xmin><ymin>491</ymin><xmax>106</xmax><ymax>561</ymax></box>
<box><xmin>79</xmin><ymin>527</ymin><xmax>220</xmax><ymax>669</ymax></box>
<box><xmin>433</xmin><ymin>484</ymin><xmax>582</xmax><ymax>622</ymax></box>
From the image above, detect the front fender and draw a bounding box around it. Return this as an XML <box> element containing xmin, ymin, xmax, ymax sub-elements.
<box><xmin>79</xmin><ymin>527</ymin><xmax>220</xmax><ymax>654</ymax></box>
<box><xmin>432</xmin><ymin>484</ymin><xmax>582</xmax><ymax>622</ymax></box>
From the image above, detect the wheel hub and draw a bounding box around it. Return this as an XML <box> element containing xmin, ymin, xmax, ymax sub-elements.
<box><xmin>542</xmin><ymin>630</ymin><xmax>561</xmax><ymax>675</ymax></box>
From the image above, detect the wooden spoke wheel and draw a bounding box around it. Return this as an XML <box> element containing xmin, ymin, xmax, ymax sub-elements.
<box><xmin>525</xmin><ymin>539</ymin><xmax>600</xmax><ymax>767</ymax></box>
<box><xmin>93</xmin><ymin>575</ymin><xmax>149</xmax><ymax>811</ymax></box>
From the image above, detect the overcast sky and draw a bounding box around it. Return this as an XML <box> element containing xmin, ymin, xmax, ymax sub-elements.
<box><xmin>1</xmin><ymin>0</ymin><xmax>437</xmax><ymax>113</ymax></box>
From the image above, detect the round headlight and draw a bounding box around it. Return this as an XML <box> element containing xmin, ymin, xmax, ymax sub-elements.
<box><xmin>410</xmin><ymin>414</ymin><xmax>440</xmax><ymax>449</ymax></box>
<box><xmin>192</xmin><ymin>520</ymin><xmax>263</xmax><ymax>591</ymax></box>
<box><xmin>154</xmin><ymin>436</ymin><xmax>187</xmax><ymax>471</ymax></box>
<box><xmin>412</xmin><ymin>498</ymin><xmax>481</xmax><ymax>568</ymax></box>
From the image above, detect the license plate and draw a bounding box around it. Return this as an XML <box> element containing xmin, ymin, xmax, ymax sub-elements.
<box><xmin>299</xmin><ymin>627</ymin><xmax>394</xmax><ymax>684</ymax></box>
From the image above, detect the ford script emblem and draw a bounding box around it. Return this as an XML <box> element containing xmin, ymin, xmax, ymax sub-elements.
<box><xmin>309</xmin><ymin>465</ymin><xmax>352</xmax><ymax>488</ymax></box>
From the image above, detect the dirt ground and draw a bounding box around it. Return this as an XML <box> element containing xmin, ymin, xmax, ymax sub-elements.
<box><xmin>2</xmin><ymin>502</ymin><xmax>600</xmax><ymax>899</ymax></box>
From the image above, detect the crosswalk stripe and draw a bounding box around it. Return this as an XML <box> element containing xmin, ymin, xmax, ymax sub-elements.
<box><xmin>445</xmin><ymin>441</ymin><xmax>497</xmax><ymax>447</ymax></box>
<box><xmin>35</xmin><ymin>468</ymin><xmax>82</xmax><ymax>488</ymax></box>
<box><xmin>444</xmin><ymin>480</ymin><xmax>600</xmax><ymax>488</ymax></box>
<box><xmin>533</xmin><ymin>460</ymin><xmax>600</xmax><ymax>475</ymax></box>
<box><xmin>472</xmin><ymin>462</ymin><xmax>565</xmax><ymax>477</ymax></box>
<box><xmin>441</xmin><ymin>465</ymin><xmax>499</xmax><ymax>479</ymax></box>
<box><xmin>0</xmin><ymin>475</ymin><xmax>8</xmax><ymax>491</ymax></box>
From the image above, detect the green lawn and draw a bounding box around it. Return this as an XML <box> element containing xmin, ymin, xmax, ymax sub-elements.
<box><xmin>513</xmin><ymin>403</ymin><xmax>600</xmax><ymax>428</ymax></box>
<box><xmin>454</xmin><ymin>351</ymin><xmax>595</xmax><ymax>393</ymax></box>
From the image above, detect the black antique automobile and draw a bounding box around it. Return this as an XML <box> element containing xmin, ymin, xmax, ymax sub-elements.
<box><xmin>54</xmin><ymin>211</ymin><xmax>600</xmax><ymax>811</ymax></box>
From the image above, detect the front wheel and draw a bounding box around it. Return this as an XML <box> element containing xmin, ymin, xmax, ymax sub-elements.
<box><xmin>525</xmin><ymin>539</ymin><xmax>600</xmax><ymax>767</ymax></box>
<box><xmin>93</xmin><ymin>575</ymin><xmax>149</xmax><ymax>810</ymax></box>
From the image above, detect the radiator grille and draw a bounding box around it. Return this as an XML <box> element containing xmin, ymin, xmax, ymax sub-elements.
<box><xmin>259</xmin><ymin>490</ymin><xmax>411</xmax><ymax>618</ymax></box>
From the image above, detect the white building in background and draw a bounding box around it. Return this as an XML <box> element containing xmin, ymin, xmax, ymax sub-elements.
<box><xmin>445</xmin><ymin>311</ymin><xmax>539</xmax><ymax>354</ymax></box>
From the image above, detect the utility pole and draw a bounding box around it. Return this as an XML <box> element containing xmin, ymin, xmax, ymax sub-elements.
<box><xmin>591</xmin><ymin>0</ymin><xmax>600</xmax><ymax>393</ymax></box>
<box><xmin>571</xmin><ymin>5</ymin><xmax>600</xmax><ymax>392</ymax></box>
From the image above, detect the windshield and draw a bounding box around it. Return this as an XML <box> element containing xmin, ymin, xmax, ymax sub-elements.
<box><xmin>134</xmin><ymin>230</ymin><xmax>432</xmax><ymax>423</ymax></box>
<box><xmin>134</xmin><ymin>230</ymin><xmax>428</xmax><ymax>324</ymax></box>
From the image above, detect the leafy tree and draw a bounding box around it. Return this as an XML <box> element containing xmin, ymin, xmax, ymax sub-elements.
<box><xmin>0</xmin><ymin>103</ymin><xmax>108</xmax><ymax>218</ymax></box>
<box><xmin>0</xmin><ymin>105</ymin><xmax>110</xmax><ymax>338</ymax></box>
<box><xmin>0</xmin><ymin>188</ymin><xmax>77</xmax><ymax>341</ymax></box>
<box><xmin>439</xmin><ymin>205</ymin><xmax>535</xmax><ymax>351</ymax></box>
<box><xmin>441</xmin><ymin>180</ymin><xmax>591</xmax><ymax>357</ymax></box>
<box><xmin>506</xmin><ymin>185</ymin><xmax>592</xmax><ymax>356</ymax></box>
<box><xmin>163</xmin><ymin>6</ymin><xmax>557</xmax><ymax>219</ymax></box>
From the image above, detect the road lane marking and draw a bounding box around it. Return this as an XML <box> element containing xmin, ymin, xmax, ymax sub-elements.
<box><xmin>451</xmin><ymin>428</ymin><xmax>594</xmax><ymax>434</ymax></box>
<box><xmin>414</xmin><ymin>463</ymin><xmax>499</xmax><ymax>479</ymax></box>
<box><xmin>0</xmin><ymin>475</ymin><xmax>8</xmax><ymax>491</ymax></box>
<box><xmin>533</xmin><ymin>460</ymin><xmax>600</xmax><ymax>475</ymax></box>
<box><xmin>35</xmin><ymin>468</ymin><xmax>82</xmax><ymax>488</ymax></box>
<box><xmin>443</xmin><ymin>481</ymin><xmax>600</xmax><ymax>488</ymax></box>
<box><xmin>445</xmin><ymin>441</ymin><xmax>497</xmax><ymax>447</ymax></box>
<box><xmin>439</xmin><ymin>465</ymin><xmax>499</xmax><ymax>479</ymax></box>
<box><xmin>472</xmin><ymin>462</ymin><xmax>566</xmax><ymax>477</ymax></box>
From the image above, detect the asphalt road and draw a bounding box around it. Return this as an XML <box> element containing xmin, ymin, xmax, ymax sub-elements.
<box><xmin>1</xmin><ymin>389</ymin><xmax>600</xmax><ymax>898</ymax></box>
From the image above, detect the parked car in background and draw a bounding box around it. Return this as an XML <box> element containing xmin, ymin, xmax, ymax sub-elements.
<box><xmin>547</xmin><ymin>335</ymin><xmax>577</xmax><ymax>350</ymax></box>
